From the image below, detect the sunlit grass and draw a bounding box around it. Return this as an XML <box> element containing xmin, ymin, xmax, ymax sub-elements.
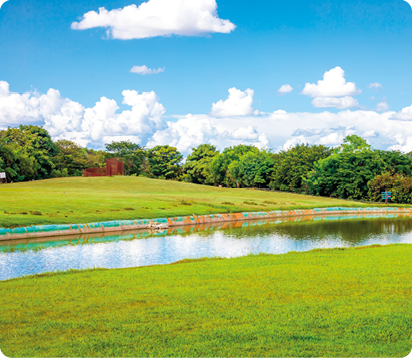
<box><xmin>1</xmin><ymin>244</ymin><xmax>411</xmax><ymax>357</ymax></box>
<box><xmin>0</xmin><ymin>176</ymin><xmax>397</xmax><ymax>228</ymax></box>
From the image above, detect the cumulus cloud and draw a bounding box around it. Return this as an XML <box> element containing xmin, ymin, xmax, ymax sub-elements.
<box><xmin>317</xmin><ymin>132</ymin><xmax>344</xmax><ymax>146</ymax></box>
<box><xmin>5</xmin><ymin>79</ymin><xmax>412</xmax><ymax>156</ymax></box>
<box><xmin>0</xmin><ymin>81</ymin><xmax>84</xmax><ymax>130</ymax></box>
<box><xmin>0</xmin><ymin>80</ymin><xmax>166</xmax><ymax>147</ymax></box>
<box><xmin>301</xmin><ymin>67</ymin><xmax>361</xmax><ymax>109</ymax></box>
<box><xmin>312</xmin><ymin>96</ymin><xmax>359</xmax><ymax>110</ymax></box>
<box><xmin>130</xmin><ymin>65</ymin><xmax>164</xmax><ymax>75</ymax></box>
<box><xmin>210</xmin><ymin>87</ymin><xmax>259</xmax><ymax>117</ymax></box>
<box><xmin>302</xmin><ymin>67</ymin><xmax>361</xmax><ymax>98</ymax></box>
<box><xmin>0</xmin><ymin>81</ymin><xmax>270</xmax><ymax>154</ymax></box>
<box><xmin>369</xmin><ymin>82</ymin><xmax>383</xmax><ymax>90</ymax></box>
<box><xmin>389</xmin><ymin>104</ymin><xmax>412</xmax><ymax>121</ymax></box>
<box><xmin>148</xmin><ymin>115</ymin><xmax>270</xmax><ymax>153</ymax></box>
<box><xmin>277</xmin><ymin>84</ymin><xmax>293</xmax><ymax>94</ymax></box>
<box><xmin>71</xmin><ymin>0</ymin><xmax>236</xmax><ymax>40</ymax></box>
<box><xmin>283</xmin><ymin>136</ymin><xmax>306</xmax><ymax>150</ymax></box>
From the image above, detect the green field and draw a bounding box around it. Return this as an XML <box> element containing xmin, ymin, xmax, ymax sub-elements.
<box><xmin>0</xmin><ymin>244</ymin><xmax>411</xmax><ymax>357</ymax></box>
<box><xmin>0</xmin><ymin>176</ymin><xmax>391</xmax><ymax>228</ymax></box>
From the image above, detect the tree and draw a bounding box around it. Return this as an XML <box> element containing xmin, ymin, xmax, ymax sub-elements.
<box><xmin>54</xmin><ymin>140</ymin><xmax>88</xmax><ymax>176</ymax></box>
<box><xmin>227</xmin><ymin>150</ymin><xmax>275</xmax><ymax>188</ymax></box>
<box><xmin>84</xmin><ymin>149</ymin><xmax>106</xmax><ymax>169</ymax></box>
<box><xmin>269</xmin><ymin>144</ymin><xmax>332</xmax><ymax>192</ymax></box>
<box><xmin>205</xmin><ymin>145</ymin><xmax>260</xmax><ymax>187</ymax></box>
<box><xmin>146</xmin><ymin>145</ymin><xmax>183</xmax><ymax>179</ymax></box>
<box><xmin>1</xmin><ymin>125</ymin><xmax>58</xmax><ymax>180</ymax></box>
<box><xmin>184</xmin><ymin>144</ymin><xmax>219</xmax><ymax>184</ymax></box>
<box><xmin>368</xmin><ymin>173</ymin><xmax>412</xmax><ymax>204</ymax></box>
<box><xmin>303</xmin><ymin>135</ymin><xmax>412</xmax><ymax>200</ymax></box>
<box><xmin>105</xmin><ymin>141</ymin><xmax>146</xmax><ymax>176</ymax></box>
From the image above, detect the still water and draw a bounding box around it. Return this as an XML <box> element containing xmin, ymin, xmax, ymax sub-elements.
<box><xmin>1</xmin><ymin>213</ymin><xmax>412</xmax><ymax>281</ymax></box>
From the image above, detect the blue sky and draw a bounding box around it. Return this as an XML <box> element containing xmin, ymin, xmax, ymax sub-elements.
<box><xmin>1</xmin><ymin>0</ymin><xmax>412</xmax><ymax>153</ymax></box>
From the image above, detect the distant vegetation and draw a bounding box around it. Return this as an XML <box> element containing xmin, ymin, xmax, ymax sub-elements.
<box><xmin>2</xmin><ymin>125</ymin><xmax>412</xmax><ymax>203</ymax></box>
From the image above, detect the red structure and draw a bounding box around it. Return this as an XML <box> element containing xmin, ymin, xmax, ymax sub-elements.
<box><xmin>83</xmin><ymin>158</ymin><xmax>125</xmax><ymax>177</ymax></box>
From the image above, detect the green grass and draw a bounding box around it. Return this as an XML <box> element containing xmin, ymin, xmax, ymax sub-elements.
<box><xmin>0</xmin><ymin>244</ymin><xmax>411</xmax><ymax>357</ymax></box>
<box><xmin>0</xmin><ymin>176</ymin><xmax>396</xmax><ymax>228</ymax></box>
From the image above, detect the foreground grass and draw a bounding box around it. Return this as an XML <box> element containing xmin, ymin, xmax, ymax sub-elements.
<box><xmin>0</xmin><ymin>176</ymin><xmax>394</xmax><ymax>228</ymax></box>
<box><xmin>1</xmin><ymin>244</ymin><xmax>411</xmax><ymax>357</ymax></box>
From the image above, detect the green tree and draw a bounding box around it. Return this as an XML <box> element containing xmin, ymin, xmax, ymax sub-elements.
<box><xmin>304</xmin><ymin>135</ymin><xmax>412</xmax><ymax>200</ymax></box>
<box><xmin>105</xmin><ymin>141</ymin><xmax>146</xmax><ymax>175</ymax></box>
<box><xmin>84</xmin><ymin>149</ymin><xmax>106</xmax><ymax>169</ymax></box>
<box><xmin>54</xmin><ymin>140</ymin><xmax>88</xmax><ymax>176</ymax></box>
<box><xmin>1</xmin><ymin>125</ymin><xmax>58</xmax><ymax>180</ymax></box>
<box><xmin>146</xmin><ymin>145</ymin><xmax>183</xmax><ymax>179</ymax></box>
<box><xmin>227</xmin><ymin>150</ymin><xmax>275</xmax><ymax>188</ymax></box>
<box><xmin>205</xmin><ymin>145</ymin><xmax>259</xmax><ymax>187</ymax></box>
<box><xmin>269</xmin><ymin>144</ymin><xmax>332</xmax><ymax>192</ymax></box>
<box><xmin>184</xmin><ymin>144</ymin><xmax>219</xmax><ymax>184</ymax></box>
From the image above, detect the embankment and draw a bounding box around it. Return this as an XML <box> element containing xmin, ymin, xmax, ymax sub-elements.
<box><xmin>1</xmin><ymin>206</ymin><xmax>411</xmax><ymax>241</ymax></box>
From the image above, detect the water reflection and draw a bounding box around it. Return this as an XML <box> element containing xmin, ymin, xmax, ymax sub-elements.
<box><xmin>1</xmin><ymin>213</ymin><xmax>412</xmax><ymax>280</ymax></box>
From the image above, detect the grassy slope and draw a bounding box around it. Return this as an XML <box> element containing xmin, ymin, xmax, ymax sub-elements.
<box><xmin>0</xmin><ymin>176</ymin><xmax>390</xmax><ymax>228</ymax></box>
<box><xmin>1</xmin><ymin>245</ymin><xmax>411</xmax><ymax>357</ymax></box>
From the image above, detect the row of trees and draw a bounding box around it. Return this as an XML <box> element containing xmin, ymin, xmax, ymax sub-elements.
<box><xmin>2</xmin><ymin>125</ymin><xmax>412</xmax><ymax>203</ymax></box>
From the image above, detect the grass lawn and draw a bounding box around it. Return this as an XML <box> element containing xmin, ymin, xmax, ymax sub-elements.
<box><xmin>0</xmin><ymin>244</ymin><xmax>411</xmax><ymax>357</ymax></box>
<box><xmin>0</xmin><ymin>176</ymin><xmax>393</xmax><ymax>228</ymax></box>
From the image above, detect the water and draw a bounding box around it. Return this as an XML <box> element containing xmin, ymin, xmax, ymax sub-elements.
<box><xmin>1</xmin><ymin>213</ymin><xmax>412</xmax><ymax>281</ymax></box>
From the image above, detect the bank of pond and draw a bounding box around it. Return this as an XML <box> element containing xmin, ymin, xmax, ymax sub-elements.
<box><xmin>1</xmin><ymin>212</ymin><xmax>412</xmax><ymax>281</ymax></box>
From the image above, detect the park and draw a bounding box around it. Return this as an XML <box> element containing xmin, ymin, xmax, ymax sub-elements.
<box><xmin>2</xmin><ymin>0</ymin><xmax>412</xmax><ymax>353</ymax></box>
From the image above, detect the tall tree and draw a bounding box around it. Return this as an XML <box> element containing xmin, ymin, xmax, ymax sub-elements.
<box><xmin>184</xmin><ymin>144</ymin><xmax>219</xmax><ymax>184</ymax></box>
<box><xmin>304</xmin><ymin>135</ymin><xmax>412</xmax><ymax>199</ymax></box>
<box><xmin>269</xmin><ymin>144</ymin><xmax>332</xmax><ymax>192</ymax></box>
<box><xmin>0</xmin><ymin>125</ymin><xmax>58</xmax><ymax>181</ymax></box>
<box><xmin>53</xmin><ymin>140</ymin><xmax>88</xmax><ymax>176</ymax></box>
<box><xmin>206</xmin><ymin>144</ymin><xmax>259</xmax><ymax>187</ymax></box>
<box><xmin>105</xmin><ymin>141</ymin><xmax>146</xmax><ymax>175</ymax></box>
<box><xmin>146</xmin><ymin>145</ymin><xmax>183</xmax><ymax>179</ymax></box>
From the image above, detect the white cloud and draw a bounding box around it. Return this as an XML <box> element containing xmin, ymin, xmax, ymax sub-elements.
<box><xmin>0</xmin><ymin>81</ymin><xmax>84</xmax><ymax>130</ymax></box>
<box><xmin>317</xmin><ymin>133</ymin><xmax>344</xmax><ymax>146</ymax></box>
<box><xmin>283</xmin><ymin>136</ymin><xmax>306</xmax><ymax>150</ymax></box>
<box><xmin>147</xmin><ymin>115</ymin><xmax>269</xmax><ymax>153</ymax></box>
<box><xmin>376</xmin><ymin>101</ymin><xmax>389</xmax><ymax>112</ymax></box>
<box><xmin>277</xmin><ymin>84</ymin><xmax>293</xmax><ymax>93</ymax></box>
<box><xmin>362</xmin><ymin>130</ymin><xmax>377</xmax><ymax>138</ymax></box>
<box><xmin>301</xmin><ymin>67</ymin><xmax>362</xmax><ymax>109</ymax></box>
<box><xmin>404</xmin><ymin>0</ymin><xmax>412</xmax><ymax>10</ymax></box>
<box><xmin>369</xmin><ymin>82</ymin><xmax>383</xmax><ymax>90</ymax></box>
<box><xmin>210</xmin><ymin>87</ymin><xmax>259</xmax><ymax>117</ymax></box>
<box><xmin>71</xmin><ymin>0</ymin><xmax>236</xmax><ymax>40</ymax></box>
<box><xmin>312</xmin><ymin>96</ymin><xmax>359</xmax><ymax>110</ymax></box>
<box><xmin>130</xmin><ymin>65</ymin><xmax>164</xmax><ymax>75</ymax></box>
<box><xmin>229</xmin><ymin>126</ymin><xmax>259</xmax><ymax>140</ymax></box>
<box><xmin>389</xmin><ymin>104</ymin><xmax>412</xmax><ymax>121</ymax></box>
<box><xmin>0</xmin><ymin>80</ymin><xmax>166</xmax><ymax>147</ymax></box>
<box><xmin>302</xmin><ymin>67</ymin><xmax>361</xmax><ymax>98</ymax></box>
<box><xmin>6</xmin><ymin>79</ymin><xmax>412</xmax><ymax>156</ymax></box>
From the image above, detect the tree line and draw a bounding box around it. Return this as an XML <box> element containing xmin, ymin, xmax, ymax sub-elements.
<box><xmin>2</xmin><ymin>125</ymin><xmax>412</xmax><ymax>203</ymax></box>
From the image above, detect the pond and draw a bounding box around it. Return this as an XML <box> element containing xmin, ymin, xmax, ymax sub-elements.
<box><xmin>1</xmin><ymin>213</ymin><xmax>412</xmax><ymax>281</ymax></box>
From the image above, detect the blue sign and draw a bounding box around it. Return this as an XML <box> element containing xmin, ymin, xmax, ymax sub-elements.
<box><xmin>382</xmin><ymin>191</ymin><xmax>392</xmax><ymax>201</ymax></box>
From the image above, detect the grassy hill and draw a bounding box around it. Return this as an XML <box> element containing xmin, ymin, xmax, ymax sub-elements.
<box><xmin>1</xmin><ymin>245</ymin><xmax>411</xmax><ymax>357</ymax></box>
<box><xmin>0</xmin><ymin>176</ymin><xmax>385</xmax><ymax>228</ymax></box>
